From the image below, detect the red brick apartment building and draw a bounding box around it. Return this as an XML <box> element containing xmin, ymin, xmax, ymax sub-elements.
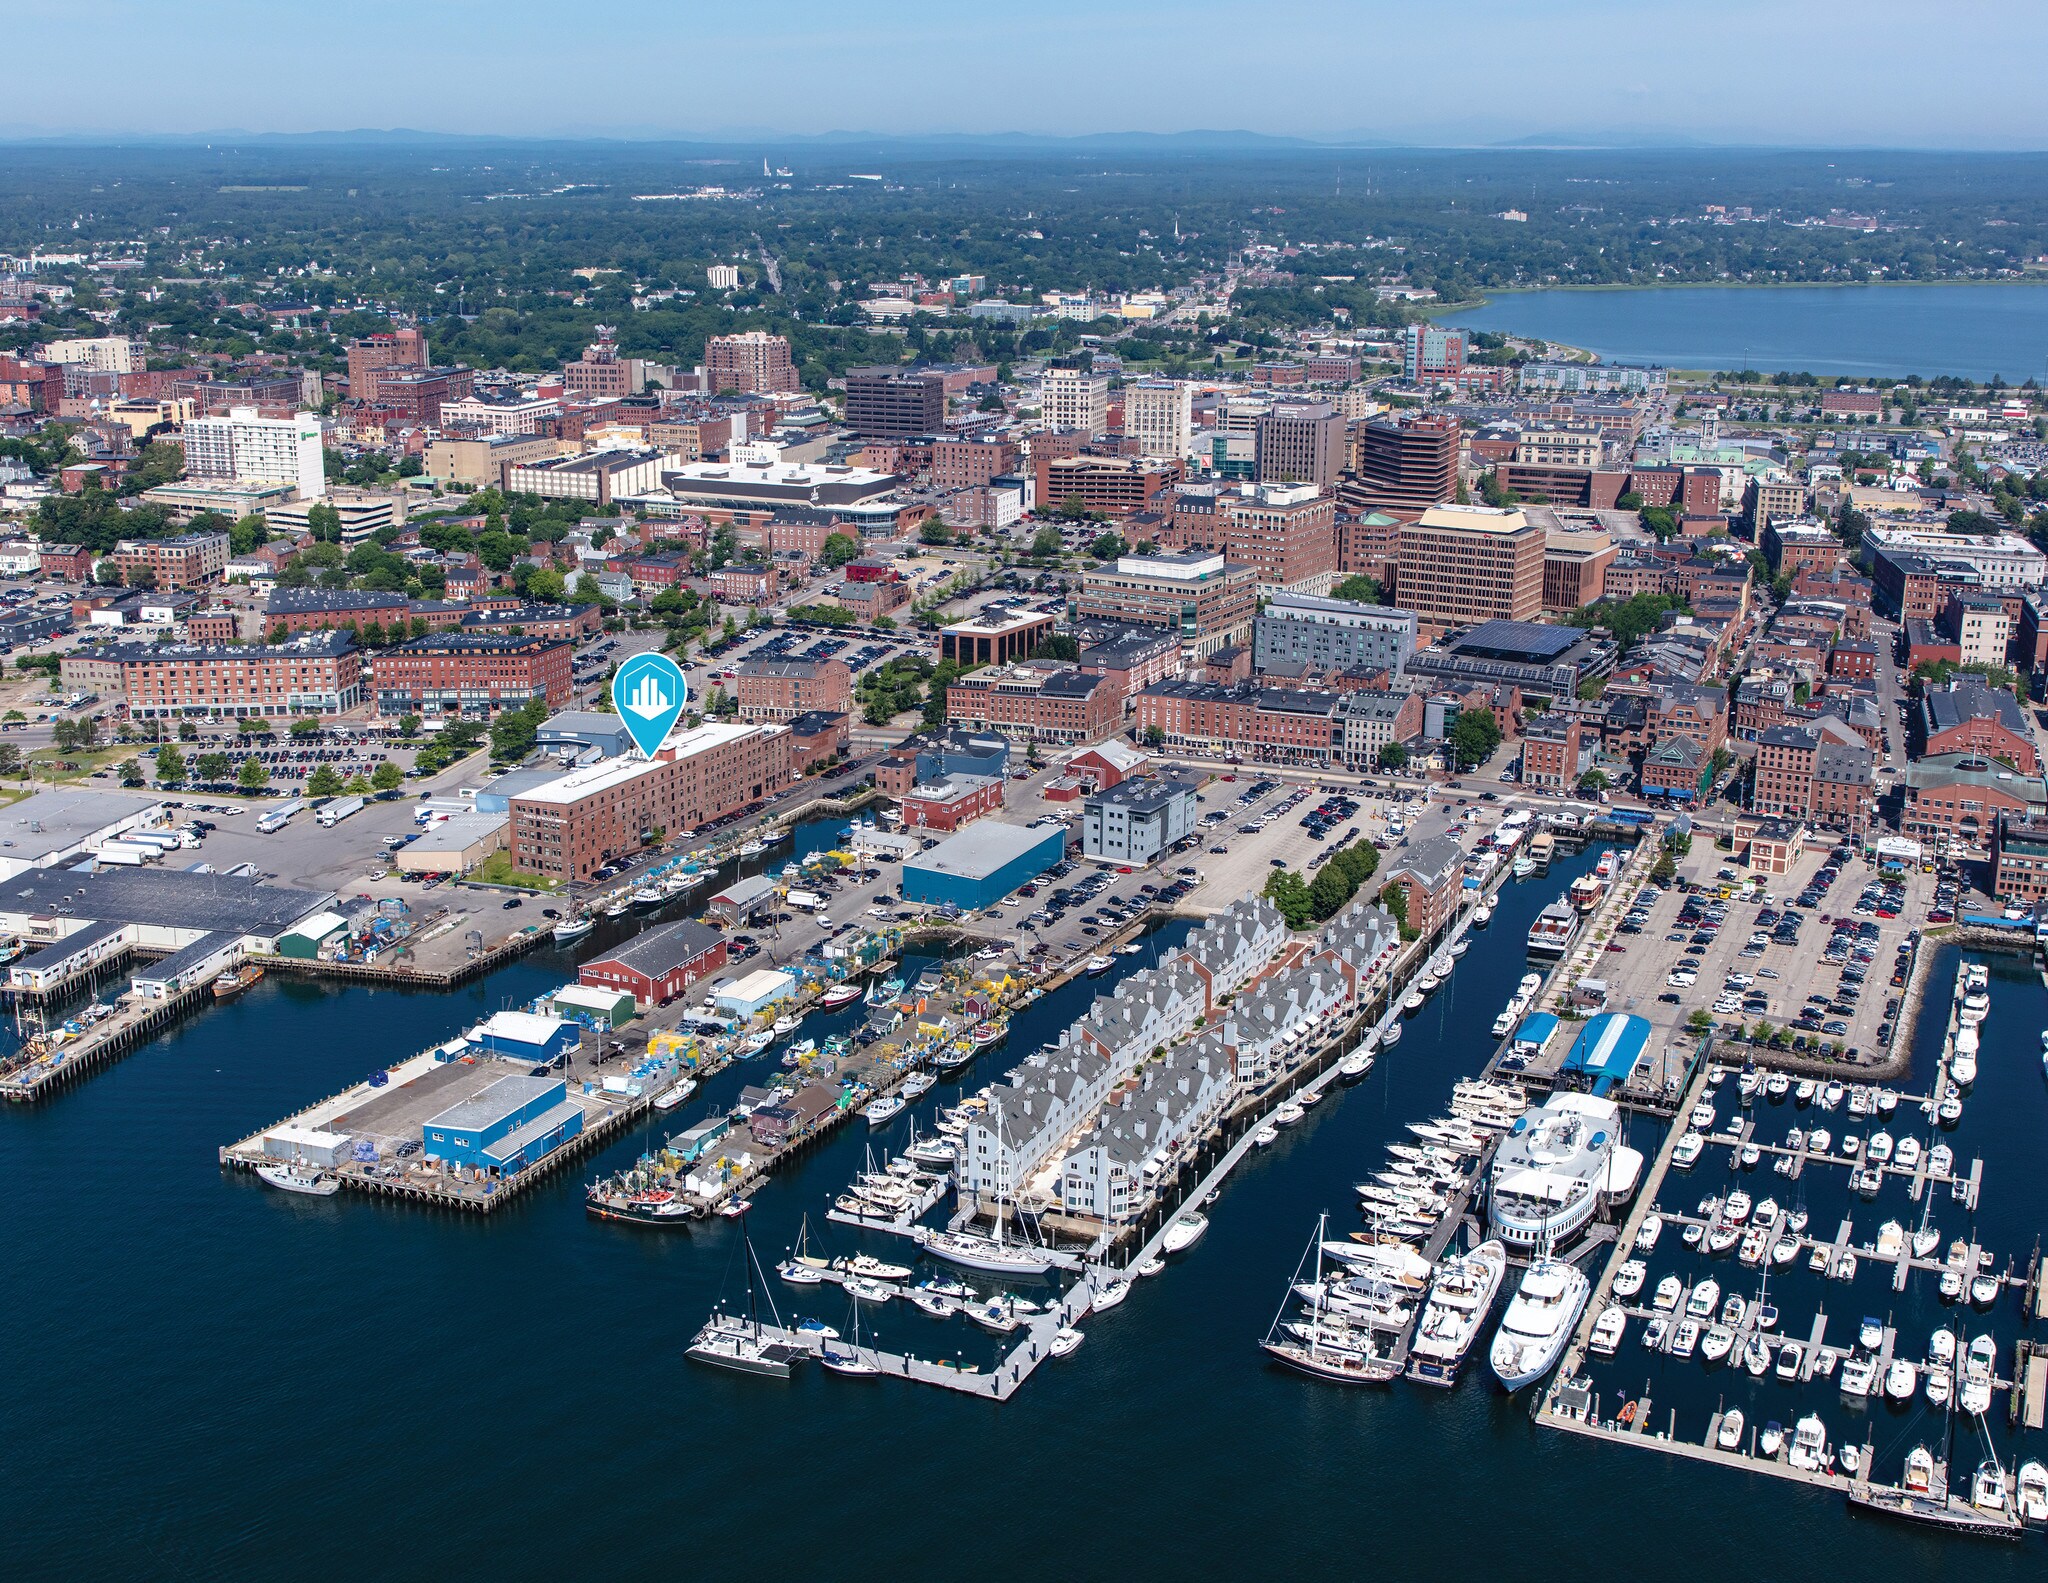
<box><xmin>510</xmin><ymin>722</ymin><xmax>790</xmax><ymax>882</ymax></box>
<box><xmin>734</xmin><ymin>657</ymin><xmax>852</xmax><ymax>722</ymax></box>
<box><xmin>1752</xmin><ymin>723</ymin><xmax>1875</xmax><ymax>833</ymax></box>
<box><xmin>371</xmin><ymin>633</ymin><xmax>573</xmax><ymax>718</ymax></box>
<box><xmin>1218</xmin><ymin>484</ymin><xmax>1337</xmax><ymax>591</ymax></box>
<box><xmin>944</xmin><ymin>663</ymin><xmax>1121</xmax><ymax>746</ymax></box>
<box><xmin>1132</xmin><ymin>681</ymin><xmax>1343</xmax><ymax>767</ymax></box>
<box><xmin>115</xmin><ymin>632</ymin><xmax>364</xmax><ymax>718</ymax></box>
<box><xmin>110</xmin><ymin>532</ymin><xmax>229</xmax><ymax>590</ymax></box>
<box><xmin>1518</xmin><ymin>714</ymin><xmax>1585</xmax><ymax>790</ymax></box>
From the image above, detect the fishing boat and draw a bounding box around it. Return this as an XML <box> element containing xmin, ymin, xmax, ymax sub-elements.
<box><xmin>653</xmin><ymin>1077</ymin><xmax>698</xmax><ymax>1111</ymax></box>
<box><xmin>213</xmin><ymin>963</ymin><xmax>265</xmax><ymax>1001</ymax></box>
<box><xmin>968</xmin><ymin>1020</ymin><xmax>1007</xmax><ymax>1048</ymax></box>
<box><xmin>255</xmin><ymin>1161</ymin><xmax>339</xmax><ymax>1196</ymax></box>
<box><xmin>819</xmin><ymin>982</ymin><xmax>864</xmax><ymax>1010</ymax></box>
<box><xmin>551</xmin><ymin>913</ymin><xmax>596</xmax><ymax>944</ymax></box>
<box><xmin>865</xmin><ymin>1095</ymin><xmax>905</xmax><ymax>1127</ymax></box>
<box><xmin>632</xmin><ymin>887</ymin><xmax>664</xmax><ymax>908</ymax></box>
<box><xmin>736</xmin><ymin>838</ymin><xmax>768</xmax><ymax>858</ymax></box>
<box><xmin>1084</xmin><ymin>955</ymin><xmax>1115</xmax><ymax>977</ymax></box>
<box><xmin>603</xmin><ymin>899</ymin><xmax>630</xmax><ymax>918</ymax></box>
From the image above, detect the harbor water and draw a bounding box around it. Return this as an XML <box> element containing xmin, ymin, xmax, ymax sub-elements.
<box><xmin>6</xmin><ymin>841</ymin><xmax>2045</xmax><ymax>1579</ymax></box>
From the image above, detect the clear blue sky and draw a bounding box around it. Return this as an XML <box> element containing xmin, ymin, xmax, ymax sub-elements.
<box><xmin>6</xmin><ymin>0</ymin><xmax>2041</xmax><ymax>148</ymax></box>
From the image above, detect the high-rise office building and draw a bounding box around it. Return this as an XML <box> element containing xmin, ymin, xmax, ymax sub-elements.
<box><xmin>1125</xmin><ymin>378</ymin><xmax>1192</xmax><ymax>459</ymax></box>
<box><xmin>704</xmin><ymin>331</ymin><xmax>802</xmax><ymax>394</ymax></box>
<box><xmin>1255</xmin><ymin>402</ymin><xmax>1345</xmax><ymax>488</ymax></box>
<box><xmin>844</xmin><ymin>367</ymin><xmax>945</xmax><ymax>437</ymax></box>
<box><xmin>1394</xmin><ymin>504</ymin><xmax>1545</xmax><ymax>627</ymax></box>
<box><xmin>1340</xmin><ymin>413</ymin><xmax>1460</xmax><ymax>521</ymax></box>
<box><xmin>346</xmin><ymin>328</ymin><xmax>428</xmax><ymax>400</ymax></box>
<box><xmin>1040</xmin><ymin>366</ymin><xmax>1110</xmax><ymax>436</ymax></box>
<box><xmin>178</xmin><ymin>407</ymin><xmax>327</xmax><ymax>500</ymax></box>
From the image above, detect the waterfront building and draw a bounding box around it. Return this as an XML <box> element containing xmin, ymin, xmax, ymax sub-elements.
<box><xmin>578</xmin><ymin>920</ymin><xmax>728</xmax><ymax>1007</ymax></box>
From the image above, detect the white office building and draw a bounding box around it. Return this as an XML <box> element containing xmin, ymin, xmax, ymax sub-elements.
<box><xmin>1039</xmin><ymin>367</ymin><xmax>1110</xmax><ymax>436</ymax></box>
<box><xmin>1126</xmin><ymin>378</ymin><xmax>1193</xmax><ymax>460</ymax></box>
<box><xmin>40</xmin><ymin>335</ymin><xmax>147</xmax><ymax>374</ymax></box>
<box><xmin>179</xmin><ymin>407</ymin><xmax>327</xmax><ymax>500</ymax></box>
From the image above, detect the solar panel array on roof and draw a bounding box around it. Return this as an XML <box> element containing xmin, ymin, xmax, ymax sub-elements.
<box><xmin>1452</xmin><ymin>620</ymin><xmax>1582</xmax><ymax>663</ymax></box>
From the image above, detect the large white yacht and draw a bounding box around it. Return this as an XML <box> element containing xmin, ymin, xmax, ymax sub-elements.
<box><xmin>1407</xmin><ymin>1239</ymin><xmax>1508</xmax><ymax>1387</ymax></box>
<box><xmin>1486</xmin><ymin>1093</ymin><xmax>1644</xmax><ymax>1250</ymax></box>
<box><xmin>1489</xmin><ymin>1257</ymin><xmax>1590</xmax><ymax>1390</ymax></box>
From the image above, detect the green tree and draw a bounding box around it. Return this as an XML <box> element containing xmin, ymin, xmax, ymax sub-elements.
<box><xmin>489</xmin><ymin>695</ymin><xmax>550</xmax><ymax>762</ymax></box>
<box><xmin>1448</xmin><ymin>709</ymin><xmax>1502</xmax><ymax>769</ymax></box>
<box><xmin>1650</xmin><ymin>850</ymin><xmax>1677</xmax><ymax>884</ymax></box>
<box><xmin>0</xmin><ymin>743</ymin><xmax>21</xmax><ymax>778</ymax></box>
<box><xmin>372</xmin><ymin>759</ymin><xmax>403</xmax><ymax>794</ymax></box>
<box><xmin>153</xmin><ymin>743</ymin><xmax>186</xmax><ymax>785</ymax></box>
<box><xmin>118</xmin><ymin>757</ymin><xmax>144</xmax><ymax>786</ymax></box>
<box><xmin>1087</xmin><ymin>533</ymin><xmax>1129</xmax><ymax>560</ymax></box>
<box><xmin>1262</xmin><ymin>868</ymin><xmax>1314</xmax><ymax>928</ymax></box>
<box><xmin>195</xmin><ymin>751</ymin><xmax>232</xmax><ymax>784</ymax></box>
<box><xmin>1377</xmin><ymin>741</ymin><xmax>1408</xmax><ymax>771</ymax></box>
<box><xmin>178</xmin><ymin>721</ymin><xmax>199</xmax><ymax>741</ymax></box>
<box><xmin>397</xmin><ymin>713</ymin><xmax>423</xmax><ymax>738</ymax></box>
<box><xmin>820</xmin><ymin>532</ymin><xmax>861</xmax><ymax>567</ymax></box>
<box><xmin>289</xmin><ymin>716</ymin><xmax>323</xmax><ymax>739</ymax></box>
<box><xmin>306</xmin><ymin>765</ymin><xmax>344</xmax><ymax>797</ymax></box>
<box><xmin>237</xmin><ymin>755</ymin><xmax>270</xmax><ymax>791</ymax></box>
<box><xmin>304</xmin><ymin>503</ymin><xmax>344</xmax><ymax>543</ymax></box>
<box><xmin>1331</xmin><ymin>573</ymin><xmax>1383</xmax><ymax>605</ymax></box>
<box><xmin>1142</xmin><ymin>724</ymin><xmax>1165</xmax><ymax>747</ymax></box>
<box><xmin>918</xmin><ymin>520</ymin><xmax>954</xmax><ymax>546</ymax></box>
<box><xmin>1029</xmin><ymin>526</ymin><xmax>1063</xmax><ymax>558</ymax></box>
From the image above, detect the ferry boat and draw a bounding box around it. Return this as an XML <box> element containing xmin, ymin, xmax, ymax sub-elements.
<box><xmin>551</xmin><ymin>913</ymin><xmax>596</xmax><ymax>944</ymax></box>
<box><xmin>1488</xmin><ymin>1257</ymin><xmax>1590</xmax><ymax>1390</ymax></box>
<box><xmin>1485</xmin><ymin>1092</ymin><xmax>1643</xmax><ymax>1250</ymax></box>
<box><xmin>1407</xmin><ymin>1239</ymin><xmax>1508</xmax><ymax>1386</ymax></box>
<box><xmin>213</xmin><ymin>963</ymin><xmax>265</xmax><ymax>1001</ymax></box>
<box><xmin>1567</xmin><ymin>872</ymin><xmax>1604</xmax><ymax>913</ymax></box>
<box><xmin>1526</xmin><ymin>898</ymin><xmax>1579</xmax><ymax>958</ymax></box>
<box><xmin>1528</xmin><ymin>831</ymin><xmax>1556</xmax><ymax>869</ymax></box>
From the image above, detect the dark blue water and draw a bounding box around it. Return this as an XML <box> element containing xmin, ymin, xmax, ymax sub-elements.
<box><xmin>1441</xmin><ymin>284</ymin><xmax>2048</xmax><ymax>381</ymax></box>
<box><xmin>6</xmin><ymin>846</ymin><xmax>2044</xmax><ymax>1579</ymax></box>
<box><xmin>1578</xmin><ymin>942</ymin><xmax>2047</xmax><ymax>1490</ymax></box>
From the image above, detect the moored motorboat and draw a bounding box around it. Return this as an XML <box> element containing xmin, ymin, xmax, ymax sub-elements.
<box><xmin>255</xmin><ymin>1161</ymin><xmax>340</xmax><ymax>1196</ymax></box>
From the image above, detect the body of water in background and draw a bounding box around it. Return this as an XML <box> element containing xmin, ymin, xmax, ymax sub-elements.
<box><xmin>5</xmin><ymin>844</ymin><xmax>2046</xmax><ymax>1580</ymax></box>
<box><xmin>1441</xmin><ymin>284</ymin><xmax>2048</xmax><ymax>381</ymax></box>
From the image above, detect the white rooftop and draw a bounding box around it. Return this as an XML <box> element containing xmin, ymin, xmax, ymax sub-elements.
<box><xmin>512</xmin><ymin>721</ymin><xmax>776</xmax><ymax>805</ymax></box>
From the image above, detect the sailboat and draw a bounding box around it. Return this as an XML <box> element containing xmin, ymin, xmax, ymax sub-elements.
<box><xmin>1849</xmin><ymin>1319</ymin><xmax>2022</xmax><ymax>1537</ymax></box>
<box><xmin>819</xmin><ymin>1298</ymin><xmax>882</xmax><ymax>1378</ymax></box>
<box><xmin>687</xmin><ymin>1216</ymin><xmax>808</xmax><ymax>1377</ymax></box>
<box><xmin>1259</xmin><ymin>1214</ymin><xmax>1401</xmax><ymax>1384</ymax></box>
<box><xmin>913</xmin><ymin>1099</ymin><xmax>1056</xmax><ymax>1276</ymax></box>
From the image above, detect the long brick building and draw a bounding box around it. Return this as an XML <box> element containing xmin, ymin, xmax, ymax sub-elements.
<box><xmin>510</xmin><ymin>721</ymin><xmax>790</xmax><ymax>883</ymax></box>
<box><xmin>371</xmin><ymin>633</ymin><xmax>574</xmax><ymax>718</ymax></box>
<box><xmin>944</xmin><ymin>662</ymin><xmax>1121</xmax><ymax>746</ymax></box>
<box><xmin>113</xmin><ymin>631</ymin><xmax>364</xmax><ymax>719</ymax></box>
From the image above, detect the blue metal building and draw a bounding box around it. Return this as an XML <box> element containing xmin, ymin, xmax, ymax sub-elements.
<box><xmin>902</xmin><ymin>822</ymin><xmax>1065</xmax><ymax>911</ymax></box>
<box><xmin>472</xmin><ymin>1010</ymin><xmax>581</xmax><ymax>1066</ymax></box>
<box><xmin>420</xmin><ymin>1074</ymin><xmax>585</xmax><ymax>1172</ymax></box>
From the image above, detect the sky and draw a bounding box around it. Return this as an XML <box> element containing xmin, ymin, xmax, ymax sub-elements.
<box><xmin>6</xmin><ymin>0</ymin><xmax>2044</xmax><ymax>149</ymax></box>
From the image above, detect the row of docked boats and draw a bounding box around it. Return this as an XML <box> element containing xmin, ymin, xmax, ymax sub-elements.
<box><xmin>1491</xmin><ymin>971</ymin><xmax>1544</xmax><ymax>1038</ymax></box>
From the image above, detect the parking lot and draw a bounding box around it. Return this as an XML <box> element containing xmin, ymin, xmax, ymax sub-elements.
<box><xmin>1592</xmin><ymin>835</ymin><xmax>1932</xmax><ymax>1068</ymax></box>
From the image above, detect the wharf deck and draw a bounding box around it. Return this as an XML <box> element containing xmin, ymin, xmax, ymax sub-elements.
<box><xmin>1542</xmin><ymin>1386</ymin><xmax>1869</xmax><ymax>1494</ymax></box>
<box><xmin>0</xmin><ymin>982</ymin><xmax>211</xmax><ymax>1104</ymax></box>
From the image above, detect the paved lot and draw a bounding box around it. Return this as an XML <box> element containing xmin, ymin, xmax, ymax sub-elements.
<box><xmin>1585</xmin><ymin>836</ymin><xmax>1931</xmax><ymax>1068</ymax></box>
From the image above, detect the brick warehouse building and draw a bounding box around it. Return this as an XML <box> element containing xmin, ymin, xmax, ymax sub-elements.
<box><xmin>112</xmin><ymin>631</ymin><xmax>364</xmax><ymax>718</ymax></box>
<box><xmin>372</xmin><ymin>633</ymin><xmax>574</xmax><ymax>718</ymax></box>
<box><xmin>734</xmin><ymin>657</ymin><xmax>852</xmax><ymax>723</ymax></box>
<box><xmin>945</xmin><ymin>663</ymin><xmax>1121</xmax><ymax>746</ymax></box>
<box><xmin>511</xmin><ymin>722</ymin><xmax>790</xmax><ymax>883</ymax></box>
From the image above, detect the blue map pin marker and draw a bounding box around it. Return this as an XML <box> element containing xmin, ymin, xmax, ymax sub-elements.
<box><xmin>612</xmin><ymin>652</ymin><xmax>689</xmax><ymax>758</ymax></box>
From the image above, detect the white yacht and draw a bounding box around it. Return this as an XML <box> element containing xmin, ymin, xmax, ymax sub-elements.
<box><xmin>1589</xmin><ymin>1305</ymin><xmax>1627</xmax><ymax>1356</ymax></box>
<box><xmin>1635</xmin><ymin>1213</ymin><xmax>1663</xmax><ymax>1252</ymax></box>
<box><xmin>1486</xmin><ymin>1093</ymin><xmax>1642</xmax><ymax>1250</ymax></box>
<box><xmin>1787</xmin><ymin>1414</ymin><xmax>1830</xmax><ymax>1472</ymax></box>
<box><xmin>1407</xmin><ymin>1240</ymin><xmax>1509</xmax><ymax>1386</ymax></box>
<box><xmin>913</xmin><ymin>1225</ymin><xmax>1055</xmax><ymax>1276</ymax></box>
<box><xmin>1162</xmin><ymin>1212</ymin><xmax>1209</xmax><ymax>1255</ymax></box>
<box><xmin>1612</xmin><ymin>1259</ymin><xmax>1646</xmax><ymax>1299</ymax></box>
<box><xmin>1489</xmin><ymin>1258</ymin><xmax>1590</xmax><ymax>1390</ymax></box>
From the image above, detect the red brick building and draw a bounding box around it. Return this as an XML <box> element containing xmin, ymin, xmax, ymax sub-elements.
<box><xmin>1036</xmin><ymin>455</ymin><xmax>1176</xmax><ymax>518</ymax></box>
<box><xmin>1518</xmin><ymin>713</ymin><xmax>1586</xmax><ymax>790</ymax></box>
<box><xmin>708</xmin><ymin>563</ymin><xmax>776</xmax><ymax>604</ymax></box>
<box><xmin>1133</xmin><ymin>680</ymin><xmax>1343</xmax><ymax>768</ymax></box>
<box><xmin>1903</xmin><ymin>756</ymin><xmax>2048</xmax><ymax>853</ymax></box>
<box><xmin>110</xmin><ymin>532</ymin><xmax>230</xmax><ymax>591</ymax></box>
<box><xmin>371</xmin><ymin>633</ymin><xmax>573</xmax><ymax>718</ymax></box>
<box><xmin>1829</xmin><ymin>639</ymin><xmax>1877</xmax><ymax>681</ymax></box>
<box><xmin>945</xmin><ymin>664</ymin><xmax>1120</xmax><ymax>746</ymax></box>
<box><xmin>1753</xmin><ymin>723</ymin><xmax>1874</xmax><ymax>833</ymax></box>
<box><xmin>1920</xmin><ymin>680</ymin><xmax>2039</xmax><ymax>773</ymax></box>
<box><xmin>510</xmin><ymin>721</ymin><xmax>790</xmax><ymax>883</ymax></box>
<box><xmin>899</xmin><ymin>772</ymin><xmax>1006</xmax><ymax>831</ymax></box>
<box><xmin>787</xmin><ymin>710</ymin><xmax>850</xmax><ymax>773</ymax></box>
<box><xmin>734</xmin><ymin>657</ymin><xmax>852</xmax><ymax>722</ymax></box>
<box><xmin>38</xmin><ymin>543</ymin><xmax>93</xmax><ymax>581</ymax></box>
<box><xmin>114</xmin><ymin>631</ymin><xmax>365</xmax><ymax>719</ymax></box>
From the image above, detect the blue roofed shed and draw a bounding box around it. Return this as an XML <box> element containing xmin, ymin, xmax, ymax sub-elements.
<box><xmin>1562</xmin><ymin>1011</ymin><xmax>1651</xmax><ymax>1094</ymax></box>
